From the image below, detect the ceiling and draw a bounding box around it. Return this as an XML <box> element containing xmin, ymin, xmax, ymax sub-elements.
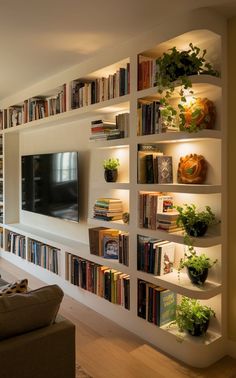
<box><xmin>0</xmin><ymin>0</ymin><xmax>235</xmax><ymax>101</ymax></box>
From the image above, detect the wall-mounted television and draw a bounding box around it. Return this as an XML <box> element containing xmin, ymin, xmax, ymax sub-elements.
<box><xmin>21</xmin><ymin>151</ymin><xmax>79</xmax><ymax>222</ymax></box>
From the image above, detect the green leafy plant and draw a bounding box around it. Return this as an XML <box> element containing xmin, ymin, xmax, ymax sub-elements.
<box><xmin>103</xmin><ymin>157</ymin><xmax>120</xmax><ymax>170</ymax></box>
<box><xmin>156</xmin><ymin>43</ymin><xmax>220</xmax><ymax>132</ymax></box>
<box><xmin>175</xmin><ymin>204</ymin><xmax>216</xmax><ymax>237</ymax></box>
<box><xmin>179</xmin><ymin>249</ymin><xmax>217</xmax><ymax>273</ymax></box>
<box><xmin>175</xmin><ymin>297</ymin><xmax>215</xmax><ymax>336</ymax></box>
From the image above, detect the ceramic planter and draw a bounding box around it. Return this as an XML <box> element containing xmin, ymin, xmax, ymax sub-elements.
<box><xmin>104</xmin><ymin>169</ymin><xmax>118</xmax><ymax>183</ymax></box>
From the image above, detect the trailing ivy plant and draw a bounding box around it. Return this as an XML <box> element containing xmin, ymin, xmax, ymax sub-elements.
<box><xmin>156</xmin><ymin>43</ymin><xmax>220</xmax><ymax>132</ymax></box>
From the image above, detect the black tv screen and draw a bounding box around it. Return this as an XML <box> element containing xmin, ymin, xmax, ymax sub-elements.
<box><xmin>21</xmin><ymin>152</ymin><xmax>79</xmax><ymax>222</ymax></box>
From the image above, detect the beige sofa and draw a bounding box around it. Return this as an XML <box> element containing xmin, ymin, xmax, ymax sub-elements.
<box><xmin>0</xmin><ymin>280</ymin><xmax>76</xmax><ymax>378</ymax></box>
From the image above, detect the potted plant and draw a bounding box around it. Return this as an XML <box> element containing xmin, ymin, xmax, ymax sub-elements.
<box><xmin>175</xmin><ymin>204</ymin><xmax>216</xmax><ymax>237</ymax></box>
<box><xmin>175</xmin><ymin>297</ymin><xmax>215</xmax><ymax>336</ymax></box>
<box><xmin>179</xmin><ymin>247</ymin><xmax>217</xmax><ymax>286</ymax></box>
<box><xmin>103</xmin><ymin>157</ymin><xmax>120</xmax><ymax>182</ymax></box>
<box><xmin>156</xmin><ymin>43</ymin><xmax>219</xmax><ymax>133</ymax></box>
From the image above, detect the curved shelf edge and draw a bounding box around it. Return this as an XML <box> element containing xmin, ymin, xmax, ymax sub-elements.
<box><xmin>137</xmin><ymin>270</ymin><xmax>221</xmax><ymax>299</ymax></box>
<box><xmin>88</xmin><ymin>217</ymin><xmax>129</xmax><ymax>232</ymax></box>
<box><xmin>137</xmin><ymin>183</ymin><xmax>222</xmax><ymax>194</ymax></box>
<box><xmin>136</xmin><ymin>227</ymin><xmax>222</xmax><ymax>247</ymax></box>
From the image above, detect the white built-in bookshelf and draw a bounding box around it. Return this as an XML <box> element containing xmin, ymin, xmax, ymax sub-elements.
<box><xmin>0</xmin><ymin>9</ymin><xmax>227</xmax><ymax>368</ymax></box>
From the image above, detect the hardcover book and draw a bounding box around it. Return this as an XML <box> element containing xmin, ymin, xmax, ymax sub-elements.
<box><xmin>157</xmin><ymin>156</ymin><xmax>173</xmax><ymax>184</ymax></box>
<box><xmin>157</xmin><ymin>289</ymin><xmax>177</xmax><ymax>327</ymax></box>
<box><xmin>103</xmin><ymin>234</ymin><xmax>119</xmax><ymax>259</ymax></box>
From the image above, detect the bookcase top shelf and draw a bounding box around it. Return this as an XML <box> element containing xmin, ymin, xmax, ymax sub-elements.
<box><xmin>136</xmin><ymin>75</ymin><xmax>222</xmax><ymax>99</ymax></box>
<box><xmin>3</xmin><ymin>96</ymin><xmax>130</xmax><ymax>134</ymax></box>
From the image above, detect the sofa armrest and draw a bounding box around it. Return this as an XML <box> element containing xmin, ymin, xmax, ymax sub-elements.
<box><xmin>0</xmin><ymin>315</ymin><xmax>76</xmax><ymax>378</ymax></box>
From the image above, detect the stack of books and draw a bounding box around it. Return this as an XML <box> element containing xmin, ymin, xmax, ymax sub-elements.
<box><xmin>89</xmin><ymin>120</ymin><xmax>121</xmax><ymax>141</ymax></box>
<box><xmin>93</xmin><ymin>198</ymin><xmax>123</xmax><ymax>221</ymax></box>
<box><xmin>156</xmin><ymin>211</ymin><xmax>181</xmax><ymax>233</ymax></box>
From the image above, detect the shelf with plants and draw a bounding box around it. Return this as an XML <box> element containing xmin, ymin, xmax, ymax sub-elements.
<box><xmin>136</xmin><ymin>232</ymin><xmax>221</xmax><ymax>299</ymax></box>
<box><xmin>137</xmin><ymin>277</ymin><xmax>221</xmax><ymax>345</ymax></box>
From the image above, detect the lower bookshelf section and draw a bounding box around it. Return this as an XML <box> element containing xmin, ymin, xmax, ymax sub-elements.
<box><xmin>66</xmin><ymin>252</ymin><xmax>130</xmax><ymax>310</ymax></box>
<box><xmin>6</xmin><ymin>229</ymin><xmax>60</xmax><ymax>275</ymax></box>
<box><xmin>28</xmin><ymin>239</ymin><xmax>60</xmax><ymax>275</ymax></box>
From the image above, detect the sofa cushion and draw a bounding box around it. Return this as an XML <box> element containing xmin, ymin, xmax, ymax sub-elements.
<box><xmin>0</xmin><ymin>284</ymin><xmax>64</xmax><ymax>340</ymax></box>
<box><xmin>0</xmin><ymin>278</ymin><xmax>28</xmax><ymax>296</ymax></box>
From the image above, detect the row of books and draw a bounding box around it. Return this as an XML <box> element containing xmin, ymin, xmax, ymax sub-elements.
<box><xmin>89</xmin><ymin>112</ymin><xmax>129</xmax><ymax>141</ymax></box>
<box><xmin>7</xmin><ymin>232</ymin><xmax>26</xmax><ymax>259</ymax></box>
<box><xmin>71</xmin><ymin>63</ymin><xmax>130</xmax><ymax>109</ymax></box>
<box><xmin>137</xmin><ymin>101</ymin><xmax>161</xmax><ymax>135</ymax></box>
<box><xmin>93</xmin><ymin>198</ymin><xmax>123</xmax><ymax>222</ymax></box>
<box><xmin>138</xmin><ymin>148</ymin><xmax>173</xmax><ymax>184</ymax></box>
<box><xmin>137</xmin><ymin>235</ymin><xmax>175</xmax><ymax>275</ymax></box>
<box><xmin>29</xmin><ymin>239</ymin><xmax>60</xmax><ymax>275</ymax></box>
<box><xmin>3</xmin><ymin>84</ymin><xmax>66</xmax><ymax>128</ymax></box>
<box><xmin>137</xmin><ymin>279</ymin><xmax>176</xmax><ymax>327</ymax></box>
<box><xmin>138</xmin><ymin>55</ymin><xmax>158</xmax><ymax>90</ymax></box>
<box><xmin>89</xmin><ymin>227</ymin><xmax>129</xmax><ymax>266</ymax></box>
<box><xmin>138</xmin><ymin>193</ymin><xmax>181</xmax><ymax>231</ymax></box>
<box><xmin>66</xmin><ymin>253</ymin><xmax>130</xmax><ymax>309</ymax></box>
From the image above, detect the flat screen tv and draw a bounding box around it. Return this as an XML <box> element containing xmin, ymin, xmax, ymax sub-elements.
<box><xmin>21</xmin><ymin>151</ymin><xmax>79</xmax><ymax>222</ymax></box>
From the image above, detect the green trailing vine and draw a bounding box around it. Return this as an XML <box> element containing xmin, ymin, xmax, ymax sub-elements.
<box><xmin>156</xmin><ymin>43</ymin><xmax>220</xmax><ymax>132</ymax></box>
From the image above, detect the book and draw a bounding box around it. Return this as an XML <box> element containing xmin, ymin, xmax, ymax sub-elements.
<box><xmin>103</xmin><ymin>234</ymin><xmax>119</xmax><ymax>259</ymax></box>
<box><xmin>137</xmin><ymin>280</ymin><xmax>147</xmax><ymax>319</ymax></box>
<box><xmin>88</xmin><ymin>227</ymin><xmax>110</xmax><ymax>256</ymax></box>
<box><xmin>157</xmin><ymin>156</ymin><xmax>173</xmax><ymax>184</ymax></box>
<box><xmin>158</xmin><ymin>242</ymin><xmax>175</xmax><ymax>275</ymax></box>
<box><xmin>157</xmin><ymin>289</ymin><xmax>177</xmax><ymax>327</ymax></box>
<box><xmin>157</xmin><ymin>195</ymin><xmax>174</xmax><ymax>213</ymax></box>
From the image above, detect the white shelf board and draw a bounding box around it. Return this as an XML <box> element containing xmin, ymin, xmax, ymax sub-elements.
<box><xmin>89</xmin><ymin>138</ymin><xmax>130</xmax><ymax>149</ymax></box>
<box><xmin>83</xmin><ymin>253</ymin><xmax>130</xmax><ymax>273</ymax></box>
<box><xmin>137</xmin><ymin>270</ymin><xmax>221</xmax><ymax>299</ymax></box>
<box><xmin>137</xmin><ymin>183</ymin><xmax>222</xmax><ymax>194</ymax></box>
<box><xmin>162</xmin><ymin>322</ymin><xmax>222</xmax><ymax>346</ymax></box>
<box><xmin>136</xmin><ymin>227</ymin><xmax>221</xmax><ymax>247</ymax></box>
<box><xmin>91</xmin><ymin>182</ymin><xmax>130</xmax><ymax>190</ymax></box>
<box><xmin>4</xmin><ymin>223</ymin><xmax>89</xmax><ymax>254</ymax></box>
<box><xmin>3</xmin><ymin>96</ymin><xmax>130</xmax><ymax>134</ymax></box>
<box><xmin>136</xmin><ymin>75</ymin><xmax>222</xmax><ymax>99</ymax></box>
<box><xmin>88</xmin><ymin>217</ymin><xmax>129</xmax><ymax>232</ymax></box>
<box><xmin>135</xmin><ymin>129</ymin><xmax>222</xmax><ymax>144</ymax></box>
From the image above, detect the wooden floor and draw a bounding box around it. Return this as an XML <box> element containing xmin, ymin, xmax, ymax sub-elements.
<box><xmin>1</xmin><ymin>258</ymin><xmax>236</xmax><ymax>378</ymax></box>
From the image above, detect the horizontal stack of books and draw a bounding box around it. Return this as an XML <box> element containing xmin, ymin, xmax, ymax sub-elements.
<box><xmin>89</xmin><ymin>227</ymin><xmax>129</xmax><ymax>265</ymax></box>
<box><xmin>156</xmin><ymin>211</ymin><xmax>181</xmax><ymax>233</ymax></box>
<box><xmin>89</xmin><ymin>120</ymin><xmax>120</xmax><ymax>141</ymax></box>
<box><xmin>93</xmin><ymin>198</ymin><xmax>123</xmax><ymax>221</ymax></box>
<box><xmin>137</xmin><ymin>235</ymin><xmax>175</xmax><ymax>275</ymax></box>
<box><xmin>138</xmin><ymin>279</ymin><xmax>176</xmax><ymax>326</ymax></box>
<box><xmin>66</xmin><ymin>253</ymin><xmax>130</xmax><ymax>309</ymax></box>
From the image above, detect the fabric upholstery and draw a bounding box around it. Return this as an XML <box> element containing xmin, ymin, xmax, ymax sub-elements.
<box><xmin>0</xmin><ymin>284</ymin><xmax>64</xmax><ymax>340</ymax></box>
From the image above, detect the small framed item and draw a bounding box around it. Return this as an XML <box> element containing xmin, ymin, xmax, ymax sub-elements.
<box><xmin>157</xmin><ymin>156</ymin><xmax>173</xmax><ymax>184</ymax></box>
<box><xmin>103</xmin><ymin>235</ymin><xmax>119</xmax><ymax>259</ymax></box>
<box><xmin>177</xmin><ymin>153</ymin><xmax>207</xmax><ymax>184</ymax></box>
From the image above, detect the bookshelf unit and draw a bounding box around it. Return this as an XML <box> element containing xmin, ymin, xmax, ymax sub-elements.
<box><xmin>0</xmin><ymin>9</ymin><xmax>227</xmax><ymax>367</ymax></box>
